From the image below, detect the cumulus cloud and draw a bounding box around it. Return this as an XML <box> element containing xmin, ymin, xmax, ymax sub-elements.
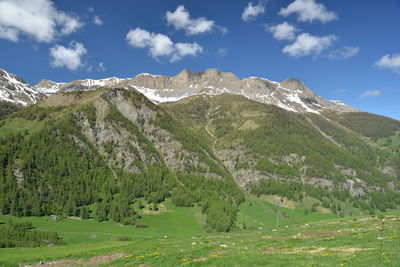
<box><xmin>242</xmin><ymin>2</ymin><xmax>266</xmax><ymax>22</ymax></box>
<box><xmin>359</xmin><ymin>89</ymin><xmax>382</xmax><ymax>99</ymax></box>
<box><xmin>267</xmin><ymin>22</ymin><xmax>299</xmax><ymax>41</ymax></box>
<box><xmin>125</xmin><ymin>28</ymin><xmax>203</xmax><ymax>62</ymax></box>
<box><xmin>279</xmin><ymin>0</ymin><xmax>337</xmax><ymax>24</ymax></box>
<box><xmin>328</xmin><ymin>46</ymin><xmax>360</xmax><ymax>60</ymax></box>
<box><xmin>166</xmin><ymin>5</ymin><xmax>225</xmax><ymax>35</ymax></box>
<box><xmin>49</xmin><ymin>41</ymin><xmax>87</xmax><ymax>71</ymax></box>
<box><xmin>0</xmin><ymin>0</ymin><xmax>83</xmax><ymax>43</ymax></box>
<box><xmin>283</xmin><ymin>33</ymin><xmax>337</xmax><ymax>57</ymax></box>
<box><xmin>56</xmin><ymin>12</ymin><xmax>83</xmax><ymax>35</ymax></box>
<box><xmin>0</xmin><ymin>26</ymin><xmax>19</xmax><ymax>42</ymax></box>
<box><xmin>171</xmin><ymin>43</ymin><xmax>204</xmax><ymax>62</ymax></box>
<box><xmin>375</xmin><ymin>54</ymin><xmax>400</xmax><ymax>73</ymax></box>
<box><xmin>93</xmin><ymin>16</ymin><xmax>103</xmax><ymax>26</ymax></box>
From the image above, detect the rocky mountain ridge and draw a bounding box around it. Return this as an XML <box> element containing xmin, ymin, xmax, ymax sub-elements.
<box><xmin>0</xmin><ymin>69</ymin><xmax>44</xmax><ymax>106</ymax></box>
<box><xmin>1</xmin><ymin>68</ymin><xmax>357</xmax><ymax>113</ymax></box>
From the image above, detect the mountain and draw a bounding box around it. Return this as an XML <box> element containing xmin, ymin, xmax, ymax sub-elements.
<box><xmin>0</xmin><ymin>69</ymin><xmax>44</xmax><ymax>106</ymax></box>
<box><xmin>35</xmin><ymin>68</ymin><xmax>357</xmax><ymax>114</ymax></box>
<box><xmin>36</xmin><ymin>77</ymin><xmax>122</xmax><ymax>95</ymax></box>
<box><xmin>3</xmin><ymin>67</ymin><xmax>357</xmax><ymax>114</ymax></box>
<box><xmin>163</xmin><ymin>94</ymin><xmax>399</xmax><ymax>191</ymax></box>
<box><xmin>0</xmin><ymin>68</ymin><xmax>399</xmax><ymax>231</ymax></box>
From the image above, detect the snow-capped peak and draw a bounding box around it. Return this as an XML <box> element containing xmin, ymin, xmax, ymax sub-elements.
<box><xmin>1</xmin><ymin>68</ymin><xmax>358</xmax><ymax>114</ymax></box>
<box><xmin>0</xmin><ymin>69</ymin><xmax>43</xmax><ymax>106</ymax></box>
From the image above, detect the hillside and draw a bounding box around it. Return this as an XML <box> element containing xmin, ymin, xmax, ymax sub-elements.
<box><xmin>163</xmin><ymin>94</ymin><xmax>400</xmax><ymax>214</ymax></box>
<box><xmin>1</xmin><ymin>85</ymin><xmax>399</xmax><ymax>229</ymax></box>
<box><xmin>0</xmin><ymin>88</ymin><xmax>243</xmax><ymax>232</ymax></box>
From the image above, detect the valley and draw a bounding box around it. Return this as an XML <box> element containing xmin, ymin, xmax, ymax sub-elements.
<box><xmin>0</xmin><ymin>68</ymin><xmax>399</xmax><ymax>266</ymax></box>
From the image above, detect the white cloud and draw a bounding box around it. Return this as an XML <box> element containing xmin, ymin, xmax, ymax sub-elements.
<box><xmin>171</xmin><ymin>43</ymin><xmax>204</xmax><ymax>62</ymax></box>
<box><xmin>166</xmin><ymin>5</ymin><xmax>221</xmax><ymax>35</ymax></box>
<box><xmin>328</xmin><ymin>46</ymin><xmax>360</xmax><ymax>59</ymax></box>
<box><xmin>0</xmin><ymin>0</ymin><xmax>83</xmax><ymax>43</ymax></box>
<box><xmin>359</xmin><ymin>89</ymin><xmax>382</xmax><ymax>99</ymax></box>
<box><xmin>375</xmin><ymin>54</ymin><xmax>400</xmax><ymax>73</ymax></box>
<box><xmin>125</xmin><ymin>28</ymin><xmax>203</xmax><ymax>62</ymax></box>
<box><xmin>283</xmin><ymin>33</ymin><xmax>337</xmax><ymax>57</ymax></box>
<box><xmin>242</xmin><ymin>2</ymin><xmax>266</xmax><ymax>22</ymax></box>
<box><xmin>217</xmin><ymin>26</ymin><xmax>229</xmax><ymax>35</ymax></box>
<box><xmin>49</xmin><ymin>41</ymin><xmax>87</xmax><ymax>71</ymax></box>
<box><xmin>217</xmin><ymin>48</ymin><xmax>228</xmax><ymax>57</ymax></box>
<box><xmin>93</xmin><ymin>15</ymin><xmax>103</xmax><ymax>26</ymax></box>
<box><xmin>279</xmin><ymin>0</ymin><xmax>337</xmax><ymax>24</ymax></box>
<box><xmin>56</xmin><ymin>12</ymin><xmax>83</xmax><ymax>36</ymax></box>
<box><xmin>0</xmin><ymin>25</ymin><xmax>19</xmax><ymax>42</ymax></box>
<box><xmin>97</xmin><ymin>62</ymin><xmax>106</xmax><ymax>72</ymax></box>
<box><xmin>267</xmin><ymin>22</ymin><xmax>299</xmax><ymax>41</ymax></box>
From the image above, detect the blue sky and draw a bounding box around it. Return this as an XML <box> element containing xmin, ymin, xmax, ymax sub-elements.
<box><xmin>0</xmin><ymin>0</ymin><xmax>399</xmax><ymax>119</ymax></box>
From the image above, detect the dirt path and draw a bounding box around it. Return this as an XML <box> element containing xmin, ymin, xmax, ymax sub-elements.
<box><xmin>240</xmin><ymin>212</ymin><xmax>266</xmax><ymax>227</ymax></box>
<box><xmin>30</xmin><ymin>253</ymin><xmax>125</xmax><ymax>266</ymax></box>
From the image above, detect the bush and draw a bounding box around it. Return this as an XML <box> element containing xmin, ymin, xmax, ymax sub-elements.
<box><xmin>117</xmin><ymin>235</ymin><xmax>131</xmax><ymax>241</ymax></box>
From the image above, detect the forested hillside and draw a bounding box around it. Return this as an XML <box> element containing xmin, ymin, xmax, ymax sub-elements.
<box><xmin>0</xmin><ymin>88</ymin><xmax>399</xmax><ymax>233</ymax></box>
<box><xmin>163</xmin><ymin>94</ymin><xmax>400</xmax><ymax>215</ymax></box>
<box><xmin>0</xmin><ymin>89</ymin><xmax>243</xmax><ymax>232</ymax></box>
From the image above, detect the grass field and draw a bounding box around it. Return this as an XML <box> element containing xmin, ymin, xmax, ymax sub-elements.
<box><xmin>0</xmin><ymin>118</ymin><xmax>44</xmax><ymax>137</ymax></box>
<box><xmin>0</xmin><ymin>198</ymin><xmax>399</xmax><ymax>266</ymax></box>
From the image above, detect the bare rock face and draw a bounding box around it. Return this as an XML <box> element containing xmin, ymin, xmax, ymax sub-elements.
<box><xmin>0</xmin><ymin>69</ymin><xmax>43</xmax><ymax>106</ymax></box>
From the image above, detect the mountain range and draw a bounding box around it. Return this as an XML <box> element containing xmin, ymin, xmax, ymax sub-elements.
<box><xmin>2</xmin><ymin>68</ymin><xmax>357</xmax><ymax>113</ymax></box>
<box><xmin>0</xmin><ymin>68</ymin><xmax>399</xmax><ymax>231</ymax></box>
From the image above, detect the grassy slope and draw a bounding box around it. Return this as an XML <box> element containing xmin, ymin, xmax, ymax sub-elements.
<box><xmin>0</xmin><ymin>118</ymin><xmax>45</xmax><ymax>137</ymax></box>
<box><xmin>0</xmin><ymin>205</ymin><xmax>399</xmax><ymax>266</ymax></box>
<box><xmin>325</xmin><ymin>111</ymin><xmax>400</xmax><ymax>140</ymax></box>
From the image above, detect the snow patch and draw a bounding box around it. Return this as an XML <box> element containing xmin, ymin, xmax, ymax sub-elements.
<box><xmin>285</xmin><ymin>92</ymin><xmax>320</xmax><ymax>114</ymax></box>
<box><xmin>136</xmin><ymin>73</ymin><xmax>162</xmax><ymax>78</ymax></box>
<box><xmin>248</xmin><ymin>76</ymin><xmax>280</xmax><ymax>84</ymax></box>
<box><xmin>330</xmin><ymin>100</ymin><xmax>346</xmax><ymax>106</ymax></box>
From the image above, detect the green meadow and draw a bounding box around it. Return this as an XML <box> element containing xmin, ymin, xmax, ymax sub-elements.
<box><xmin>0</xmin><ymin>118</ymin><xmax>44</xmax><ymax>137</ymax></box>
<box><xmin>0</xmin><ymin>198</ymin><xmax>399</xmax><ymax>267</ymax></box>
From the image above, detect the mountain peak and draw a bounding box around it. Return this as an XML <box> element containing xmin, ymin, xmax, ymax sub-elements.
<box><xmin>175</xmin><ymin>68</ymin><xmax>191</xmax><ymax>79</ymax></box>
<box><xmin>280</xmin><ymin>78</ymin><xmax>305</xmax><ymax>90</ymax></box>
<box><xmin>202</xmin><ymin>68</ymin><xmax>222</xmax><ymax>75</ymax></box>
<box><xmin>0</xmin><ymin>69</ymin><xmax>43</xmax><ymax>106</ymax></box>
